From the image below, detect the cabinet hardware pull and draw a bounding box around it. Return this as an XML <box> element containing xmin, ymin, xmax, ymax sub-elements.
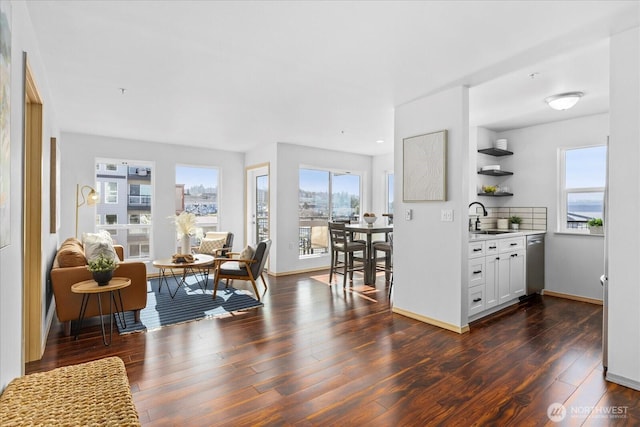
<box><xmin>489</xmin><ymin>246</ymin><xmax>496</xmax><ymax>249</ymax></box>
<box><xmin>473</xmin><ymin>298</ymin><xmax>482</xmax><ymax>302</ymax></box>
<box><xmin>496</xmin><ymin>257</ymin><xmax>500</xmax><ymax>260</ymax></box>
<box><xmin>511</xmin><ymin>253</ymin><xmax>518</xmax><ymax>257</ymax></box>
<box><xmin>473</xmin><ymin>248</ymin><xmax>482</xmax><ymax>252</ymax></box>
<box><xmin>510</xmin><ymin>243</ymin><xmax>517</xmax><ymax>246</ymax></box>
<box><xmin>473</xmin><ymin>270</ymin><xmax>482</xmax><ymax>274</ymax></box>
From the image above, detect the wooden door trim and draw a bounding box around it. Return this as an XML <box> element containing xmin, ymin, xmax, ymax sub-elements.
<box><xmin>23</xmin><ymin>57</ymin><xmax>44</xmax><ymax>362</ymax></box>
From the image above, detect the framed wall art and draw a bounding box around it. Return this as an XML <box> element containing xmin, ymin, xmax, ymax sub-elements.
<box><xmin>403</xmin><ymin>130</ymin><xmax>447</xmax><ymax>202</ymax></box>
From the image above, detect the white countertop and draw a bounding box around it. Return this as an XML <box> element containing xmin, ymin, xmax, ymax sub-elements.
<box><xmin>469</xmin><ymin>229</ymin><xmax>546</xmax><ymax>241</ymax></box>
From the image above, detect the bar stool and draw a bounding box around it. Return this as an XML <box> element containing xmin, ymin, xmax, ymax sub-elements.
<box><xmin>373</xmin><ymin>232</ymin><xmax>393</xmax><ymax>296</ymax></box>
<box><xmin>328</xmin><ymin>221</ymin><xmax>366</xmax><ymax>288</ymax></box>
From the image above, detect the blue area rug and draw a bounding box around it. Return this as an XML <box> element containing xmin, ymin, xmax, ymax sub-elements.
<box><xmin>115</xmin><ymin>276</ymin><xmax>263</xmax><ymax>334</ymax></box>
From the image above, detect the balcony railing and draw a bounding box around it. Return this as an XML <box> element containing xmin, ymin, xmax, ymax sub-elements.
<box><xmin>128</xmin><ymin>195</ymin><xmax>151</xmax><ymax>210</ymax></box>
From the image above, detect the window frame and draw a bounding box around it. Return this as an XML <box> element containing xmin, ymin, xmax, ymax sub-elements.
<box><xmin>298</xmin><ymin>166</ymin><xmax>363</xmax><ymax>258</ymax></box>
<box><xmin>104</xmin><ymin>182</ymin><xmax>118</xmax><ymax>204</ymax></box>
<box><xmin>558</xmin><ymin>144</ymin><xmax>607</xmax><ymax>233</ymax></box>
<box><xmin>95</xmin><ymin>158</ymin><xmax>154</xmax><ymax>261</ymax></box>
<box><xmin>175</xmin><ymin>164</ymin><xmax>220</xmax><ymax>241</ymax></box>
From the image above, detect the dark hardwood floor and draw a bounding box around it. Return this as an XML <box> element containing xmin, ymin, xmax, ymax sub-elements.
<box><xmin>27</xmin><ymin>271</ymin><xmax>639</xmax><ymax>426</ymax></box>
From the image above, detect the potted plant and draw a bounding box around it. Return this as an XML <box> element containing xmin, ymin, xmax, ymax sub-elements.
<box><xmin>509</xmin><ymin>215</ymin><xmax>522</xmax><ymax>230</ymax></box>
<box><xmin>587</xmin><ymin>218</ymin><xmax>604</xmax><ymax>235</ymax></box>
<box><xmin>87</xmin><ymin>254</ymin><xmax>118</xmax><ymax>286</ymax></box>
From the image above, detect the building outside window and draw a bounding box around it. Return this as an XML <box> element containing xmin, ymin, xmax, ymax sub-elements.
<box><xmin>559</xmin><ymin>145</ymin><xmax>606</xmax><ymax>232</ymax></box>
<box><xmin>95</xmin><ymin>160</ymin><xmax>153</xmax><ymax>260</ymax></box>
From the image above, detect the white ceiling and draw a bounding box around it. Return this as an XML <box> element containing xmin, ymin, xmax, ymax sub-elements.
<box><xmin>25</xmin><ymin>1</ymin><xmax>639</xmax><ymax>156</ymax></box>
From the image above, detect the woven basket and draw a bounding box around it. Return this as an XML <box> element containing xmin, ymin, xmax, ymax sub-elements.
<box><xmin>0</xmin><ymin>356</ymin><xmax>140</xmax><ymax>426</ymax></box>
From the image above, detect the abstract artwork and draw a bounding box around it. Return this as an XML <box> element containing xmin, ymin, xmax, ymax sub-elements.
<box><xmin>0</xmin><ymin>0</ymin><xmax>11</xmax><ymax>248</ymax></box>
<box><xmin>403</xmin><ymin>130</ymin><xmax>447</xmax><ymax>202</ymax></box>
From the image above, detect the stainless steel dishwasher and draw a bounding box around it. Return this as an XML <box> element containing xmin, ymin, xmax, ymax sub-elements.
<box><xmin>525</xmin><ymin>234</ymin><xmax>545</xmax><ymax>295</ymax></box>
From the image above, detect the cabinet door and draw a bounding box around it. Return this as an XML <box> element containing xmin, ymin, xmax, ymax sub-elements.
<box><xmin>509</xmin><ymin>249</ymin><xmax>526</xmax><ymax>297</ymax></box>
<box><xmin>485</xmin><ymin>255</ymin><xmax>499</xmax><ymax>309</ymax></box>
<box><xmin>498</xmin><ymin>255</ymin><xmax>511</xmax><ymax>304</ymax></box>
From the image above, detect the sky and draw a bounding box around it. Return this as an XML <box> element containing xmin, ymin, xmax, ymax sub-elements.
<box><xmin>176</xmin><ymin>165</ymin><xmax>218</xmax><ymax>189</ymax></box>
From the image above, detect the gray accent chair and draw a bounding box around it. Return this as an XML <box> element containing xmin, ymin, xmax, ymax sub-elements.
<box><xmin>212</xmin><ymin>239</ymin><xmax>271</xmax><ymax>300</ymax></box>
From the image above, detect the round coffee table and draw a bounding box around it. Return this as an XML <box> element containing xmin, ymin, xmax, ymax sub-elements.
<box><xmin>71</xmin><ymin>277</ymin><xmax>131</xmax><ymax>346</ymax></box>
<box><xmin>152</xmin><ymin>254</ymin><xmax>214</xmax><ymax>298</ymax></box>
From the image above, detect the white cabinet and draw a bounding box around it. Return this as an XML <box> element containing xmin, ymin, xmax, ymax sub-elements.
<box><xmin>468</xmin><ymin>285</ymin><xmax>485</xmax><ymax>316</ymax></box>
<box><xmin>508</xmin><ymin>249</ymin><xmax>525</xmax><ymax>298</ymax></box>
<box><xmin>469</xmin><ymin>236</ymin><xmax>526</xmax><ymax>318</ymax></box>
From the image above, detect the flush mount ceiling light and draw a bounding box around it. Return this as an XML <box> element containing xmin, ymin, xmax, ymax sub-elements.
<box><xmin>544</xmin><ymin>91</ymin><xmax>584</xmax><ymax>111</ymax></box>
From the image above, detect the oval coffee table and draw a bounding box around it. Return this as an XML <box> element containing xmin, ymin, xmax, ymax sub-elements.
<box><xmin>152</xmin><ymin>254</ymin><xmax>214</xmax><ymax>298</ymax></box>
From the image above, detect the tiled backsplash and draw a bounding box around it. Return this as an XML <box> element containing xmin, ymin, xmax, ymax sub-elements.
<box><xmin>471</xmin><ymin>206</ymin><xmax>547</xmax><ymax>231</ymax></box>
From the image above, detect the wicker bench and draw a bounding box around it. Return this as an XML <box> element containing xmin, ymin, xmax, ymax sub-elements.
<box><xmin>0</xmin><ymin>357</ymin><xmax>140</xmax><ymax>426</ymax></box>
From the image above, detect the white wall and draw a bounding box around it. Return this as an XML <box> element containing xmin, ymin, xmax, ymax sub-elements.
<box><xmin>59</xmin><ymin>132</ymin><xmax>245</xmax><ymax>270</ymax></box>
<box><xmin>0</xmin><ymin>1</ymin><xmax>60</xmax><ymax>387</ymax></box>
<box><xmin>607</xmin><ymin>26</ymin><xmax>640</xmax><ymax>390</ymax></box>
<box><xmin>496</xmin><ymin>114</ymin><xmax>608</xmax><ymax>301</ymax></box>
<box><xmin>393</xmin><ymin>86</ymin><xmax>469</xmax><ymax>330</ymax></box>
<box><xmin>273</xmin><ymin>143</ymin><xmax>373</xmax><ymax>274</ymax></box>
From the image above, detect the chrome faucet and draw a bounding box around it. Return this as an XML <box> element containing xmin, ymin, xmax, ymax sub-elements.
<box><xmin>468</xmin><ymin>202</ymin><xmax>488</xmax><ymax>231</ymax></box>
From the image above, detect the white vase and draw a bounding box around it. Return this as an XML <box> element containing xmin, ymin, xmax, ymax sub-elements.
<box><xmin>181</xmin><ymin>235</ymin><xmax>191</xmax><ymax>254</ymax></box>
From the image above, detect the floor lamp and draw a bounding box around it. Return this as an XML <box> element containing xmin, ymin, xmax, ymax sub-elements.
<box><xmin>75</xmin><ymin>184</ymin><xmax>98</xmax><ymax>238</ymax></box>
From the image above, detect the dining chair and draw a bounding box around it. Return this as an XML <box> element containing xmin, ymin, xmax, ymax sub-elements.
<box><xmin>212</xmin><ymin>239</ymin><xmax>271</xmax><ymax>301</ymax></box>
<box><xmin>373</xmin><ymin>232</ymin><xmax>393</xmax><ymax>296</ymax></box>
<box><xmin>328</xmin><ymin>222</ymin><xmax>365</xmax><ymax>288</ymax></box>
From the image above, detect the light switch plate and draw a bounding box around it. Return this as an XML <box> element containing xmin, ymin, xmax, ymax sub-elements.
<box><xmin>405</xmin><ymin>209</ymin><xmax>412</xmax><ymax>221</ymax></box>
<box><xmin>441</xmin><ymin>209</ymin><xmax>454</xmax><ymax>222</ymax></box>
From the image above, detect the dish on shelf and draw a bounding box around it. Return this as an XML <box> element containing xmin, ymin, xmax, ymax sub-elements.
<box><xmin>481</xmin><ymin>185</ymin><xmax>497</xmax><ymax>194</ymax></box>
<box><xmin>481</xmin><ymin>164</ymin><xmax>500</xmax><ymax>171</ymax></box>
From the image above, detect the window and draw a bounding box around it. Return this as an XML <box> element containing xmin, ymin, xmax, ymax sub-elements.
<box><xmin>175</xmin><ymin>165</ymin><xmax>219</xmax><ymax>244</ymax></box>
<box><xmin>95</xmin><ymin>160</ymin><xmax>153</xmax><ymax>260</ymax></box>
<box><xmin>298</xmin><ymin>168</ymin><xmax>361</xmax><ymax>257</ymax></box>
<box><xmin>559</xmin><ymin>145</ymin><xmax>606</xmax><ymax>232</ymax></box>
<box><xmin>105</xmin><ymin>182</ymin><xmax>118</xmax><ymax>204</ymax></box>
<box><xmin>386</xmin><ymin>173</ymin><xmax>394</xmax><ymax>214</ymax></box>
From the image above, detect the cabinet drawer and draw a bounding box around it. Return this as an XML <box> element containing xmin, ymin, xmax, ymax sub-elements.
<box><xmin>468</xmin><ymin>258</ymin><xmax>485</xmax><ymax>287</ymax></box>
<box><xmin>499</xmin><ymin>236</ymin><xmax>525</xmax><ymax>253</ymax></box>
<box><xmin>485</xmin><ymin>240</ymin><xmax>499</xmax><ymax>255</ymax></box>
<box><xmin>468</xmin><ymin>285</ymin><xmax>486</xmax><ymax>316</ymax></box>
<box><xmin>468</xmin><ymin>241</ymin><xmax>485</xmax><ymax>258</ymax></box>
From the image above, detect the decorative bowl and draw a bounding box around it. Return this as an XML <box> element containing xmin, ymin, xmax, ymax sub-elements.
<box><xmin>363</xmin><ymin>216</ymin><xmax>377</xmax><ymax>225</ymax></box>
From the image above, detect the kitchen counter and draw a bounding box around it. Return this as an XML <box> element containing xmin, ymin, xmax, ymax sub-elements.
<box><xmin>469</xmin><ymin>229</ymin><xmax>546</xmax><ymax>241</ymax></box>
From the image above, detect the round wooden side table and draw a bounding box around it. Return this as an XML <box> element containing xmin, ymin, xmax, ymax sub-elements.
<box><xmin>71</xmin><ymin>277</ymin><xmax>131</xmax><ymax>346</ymax></box>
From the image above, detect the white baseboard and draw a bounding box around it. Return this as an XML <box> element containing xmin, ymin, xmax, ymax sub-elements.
<box><xmin>543</xmin><ymin>290</ymin><xmax>603</xmax><ymax>305</ymax></box>
<box><xmin>606</xmin><ymin>371</ymin><xmax>640</xmax><ymax>391</ymax></box>
<box><xmin>392</xmin><ymin>306</ymin><xmax>469</xmax><ymax>334</ymax></box>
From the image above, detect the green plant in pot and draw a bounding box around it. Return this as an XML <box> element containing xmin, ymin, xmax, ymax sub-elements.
<box><xmin>509</xmin><ymin>215</ymin><xmax>522</xmax><ymax>230</ymax></box>
<box><xmin>87</xmin><ymin>255</ymin><xmax>118</xmax><ymax>286</ymax></box>
<box><xmin>587</xmin><ymin>218</ymin><xmax>604</xmax><ymax>234</ymax></box>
